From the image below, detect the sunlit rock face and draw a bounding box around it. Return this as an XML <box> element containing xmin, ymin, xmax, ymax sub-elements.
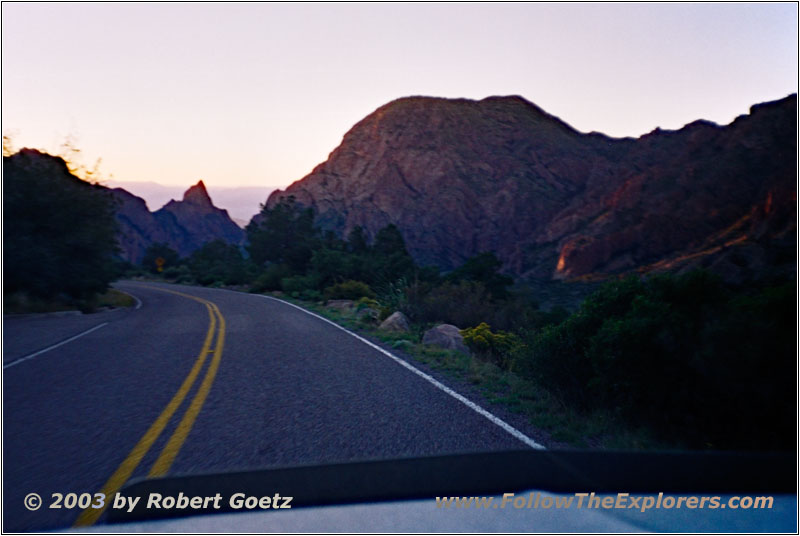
<box><xmin>266</xmin><ymin>94</ymin><xmax>796</xmax><ymax>282</ymax></box>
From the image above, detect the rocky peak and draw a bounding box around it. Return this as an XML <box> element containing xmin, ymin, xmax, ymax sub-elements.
<box><xmin>182</xmin><ymin>180</ymin><xmax>213</xmax><ymax>206</ymax></box>
<box><xmin>266</xmin><ymin>93</ymin><xmax>796</xmax><ymax>283</ymax></box>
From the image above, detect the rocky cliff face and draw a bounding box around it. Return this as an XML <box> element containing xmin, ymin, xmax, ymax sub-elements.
<box><xmin>113</xmin><ymin>180</ymin><xmax>244</xmax><ymax>262</ymax></box>
<box><xmin>267</xmin><ymin>94</ymin><xmax>796</xmax><ymax>283</ymax></box>
<box><xmin>150</xmin><ymin>180</ymin><xmax>244</xmax><ymax>257</ymax></box>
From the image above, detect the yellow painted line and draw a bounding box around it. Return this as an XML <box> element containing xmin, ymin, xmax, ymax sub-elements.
<box><xmin>148</xmin><ymin>301</ymin><xmax>225</xmax><ymax>477</ymax></box>
<box><xmin>74</xmin><ymin>286</ymin><xmax>225</xmax><ymax>527</ymax></box>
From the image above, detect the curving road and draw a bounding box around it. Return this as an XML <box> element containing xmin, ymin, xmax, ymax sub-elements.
<box><xmin>3</xmin><ymin>281</ymin><xmax>538</xmax><ymax>531</ymax></box>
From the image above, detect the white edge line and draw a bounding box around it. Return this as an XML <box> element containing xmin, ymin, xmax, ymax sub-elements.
<box><xmin>3</xmin><ymin>322</ymin><xmax>109</xmax><ymax>369</ymax></box>
<box><xmin>131</xmin><ymin>292</ymin><xmax>143</xmax><ymax>309</ymax></box>
<box><xmin>259</xmin><ymin>294</ymin><xmax>546</xmax><ymax>450</ymax></box>
<box><xmin>112</xmin><ymin>285</ymin><xmax>143</xmax><ymax>309</ymax></box>
<box><xmin>129</xmin><ymin>282</ymin><xmax>547</xmax><ymax>450</ymax></box>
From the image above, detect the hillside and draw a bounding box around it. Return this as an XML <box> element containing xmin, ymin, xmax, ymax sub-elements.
<box><xmin>113</xmin><ymin>180</ymin><xmax>244</xmax><ymax>262</ymax></box>
<box><xmin>4</xmin><ymin>149</ymin><xmax>243</xmax><ymax>265</ymax></box>
<box><xmin>106</xmin><ymin>180</ymin><xmax>275</xmax><ymax>224</ymax></box>
<box><xmin>266</xmin><ymin>94</ymin><xmax>796</xmax><ymax>283</ymax></box>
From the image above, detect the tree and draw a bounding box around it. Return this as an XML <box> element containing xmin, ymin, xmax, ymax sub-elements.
<box><xmin>245</xmin><ymin>197</ymin><xmax>319</xmax><ymax>272</ymax></box>
<box><xmin>447</xmin><ymin>252</ymin><xmax>513</xmax><ymax>299</ymax></box>
<box><xmin>141</xmin><ymin>243</ymin><xmax>180</xmax><ymax>274</ymax></box>
<box><xmin>347</xmin><ymin>226</ymin><xmax>369</xmax><ymax>253</ymax></box>
<box><xmin>372</xmin><ymin>224</ymin><xmax>408</xmax><ymax>256</ymax></box>
<box><xmin>3</xmin><ymin>149</ymin><xmax>119</xmax><ymax>301</ymax></box>
<box><xmin>364</xmin><ymin>224</ymin><xmax>415</xmax><ymax>285</ymax></box>
<box><xmin>188</xmin><ymin>240</ymin><xmax>250</xmax><ymax>285</ymax></box>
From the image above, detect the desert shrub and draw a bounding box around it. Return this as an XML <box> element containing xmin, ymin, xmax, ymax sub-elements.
<box><xmin>162</xmin><ymin>264</ymin><xmax>192</xmax><ymax>283</ymax></box>
<box><xmin>280</xmin><ymin>274</ymin><xmax>321</xmax><ymax>295</ymax></box>
<box><xmin>323</xmin><ymin>279</ymin><xmax>375</xmax><ymax>300</ymax></box>
<box><xmin>515</xmin><ymin>270</ymin><xmax>795</xmax><ymax>450</ymax></box>
<box><xmin>251</xmin><ymin>264</ymin><xmax>292</xmax><ymax>292</ymax></box>
<box><xmin>298</xmin><ymin>288</ymin><xmax>322</xmax><ymax>301</ymax></box>
<box><xmin>461</xmin><ymin>322</ymin><xmax>523</xmax><ymax>368</ymax></box>
<box><xmin>375</xmin><ymin>277</ymin><xmax>412</xmax><ymax>315</ymax></box>
<box><xmin>356</xmin><ymin>297</ymin><xmax>380</xmax><ymax>310</ymax></box>
<box><xmin>406</xmin><ymin>280</ymin><xmax>495</xmax><ymax>327</ymax></box>
<box><xmin>188</xmin><ymin>240</ymin><xmax>251</xmax><ymax>286</ymax></box>
<box><xmin>142</xmin><ymin>243</ymin><xmax>181</xmax><ymax>274</ymax></box>
<box><xmin>309</xmin><ymin>247</ymin><xmax>354</xmax><ymax>288</ymax></box>
<box><xmin>446</xmin><ymin>252</ymin><xmax>513</xmax><ymax>299</ymax></box>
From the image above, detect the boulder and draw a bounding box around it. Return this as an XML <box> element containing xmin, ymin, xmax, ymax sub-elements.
<box><xmin>423</xmin><ymin>324</ymin><xmax>469</xmax><ymax>354</ymax></box>
<box><xmin>379</xmin><ymin>311</ymin><xmax>410</xmax><ymax>332</ymax></box>
<box><xmin>326</xmin><ymin>299</ymin><xmax>356</xmax><ymax>312</ymax></box>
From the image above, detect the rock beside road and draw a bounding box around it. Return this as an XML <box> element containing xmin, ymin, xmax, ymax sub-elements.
<box><xmin>379</xmin><ymin>311</ymin><xmax>410</xmax><ymax>332</ymax></box>
<box><xmin>423</xmin><ymin>324</ymin><xmax>469</xmax><ymax>354</ymax></box>
<box><xmin>326</xmin><ymin>299</ymin><xmax>356</xmax><ymax>312</ymax></box>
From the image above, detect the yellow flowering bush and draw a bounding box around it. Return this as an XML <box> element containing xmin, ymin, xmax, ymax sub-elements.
<box><xmin>460</xmin><ymin>322</ymin><xmax>521</xmax><ymax>368</ymax></box>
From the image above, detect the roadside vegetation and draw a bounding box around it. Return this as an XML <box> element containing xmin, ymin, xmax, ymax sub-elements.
<box><xmin>124</xmin><ymin>197</ymin><xmax>795</xmax><ymax>452</ymax></box>
<box><xmin>3</xmin><ymin>144</ymin><xmax>793</xmax><ymax>450</ymax></box>
<box><xmin>3</xmin><ymin>150</ymin><xmax>123</xmax><ymax>313</ymax></box>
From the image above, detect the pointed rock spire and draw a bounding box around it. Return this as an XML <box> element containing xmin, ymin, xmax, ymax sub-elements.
<box><xmin>183</xmin><ymin>180</ymin><xmax>213</xmax><ymax>206</ymax></box>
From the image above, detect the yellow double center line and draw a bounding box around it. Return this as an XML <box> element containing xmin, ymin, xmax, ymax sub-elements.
<box><xmin>74</xmin><ymin>287</ymin><xmax>225</xmax><ymax>527</ymax></box>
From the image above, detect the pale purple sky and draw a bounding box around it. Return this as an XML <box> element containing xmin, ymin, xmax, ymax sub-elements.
<box><xmin>2</xmin><ymin>3</ymin><xmax>797</xmax><ymax>189</ymax></box>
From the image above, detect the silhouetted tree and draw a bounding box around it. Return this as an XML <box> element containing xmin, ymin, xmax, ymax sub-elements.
<box><xmin>141</xmin><ymin>242</ymin><xmax>180</xmax><ymax>274</ymax></box>
<box><xmin>347</xmin><ymin>226</ymin><xmax>368</xmax><ymax>253</ymax></box>
<box><xmin>245</xmin><ymin>197</ymin><xmax>319</xmax><ymax>272</ymax></box>
<box><xmin>188</xmin><ymin>240</ymin><xmax>250</xmax><ymax>285</ymax></box>
<box><xmin>3</xmin><ymin>149</ymin><xmax>119</xmax><ymax>301</ymax></box>
<box><xmin>447</xmin><ymin>252</ymin><xmax>513</xmax><ymax>299</ymax></box>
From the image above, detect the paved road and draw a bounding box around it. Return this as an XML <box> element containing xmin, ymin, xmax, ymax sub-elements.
<box><xmin>3</xmin><ymin>282</ymin><xmax>534</xmax><ymax>531</ymax></box>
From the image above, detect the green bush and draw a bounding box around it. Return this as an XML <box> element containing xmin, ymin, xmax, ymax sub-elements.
<box><xmin>514</xmin><ymin>271</ymin><xmax>795</xmax><ymax>450</ymax></box>
<box><xmin>142</xmin><ymin>243</ymin><xmax>181</xmax><ymax>274</ymax></box>
<box><xmin>356</xmin><ymin>297</ymin><xmax>380</xmax><ymax>310</ymax></box>
<box><xmin>281</xmin><ymin>274</ymin><xmax>321</xmax><ymax>295</ymax></box>
<box><xmin>460</xmin><ymin>322</ymin><xmax>522</xmax><ymax>368</ymax></box>
<box><xmin>446</xmin><ymin>252</ymin><xmax>513</xmax><ymax>299</ymax></box>
<box><xmin>251</xmin><ymin>264</ymin><xmax>292</xmax><ymax>292</ymax></box>
<box><xmin>323</xmin><ymin>280</ymin><xmax>375</xmax><ymax>300</ymax></box>
<box><xmin>406</xmin><ymin>280</ymin><xmax>494</xmax><ymax>327</ymax></box>
<box><xmin>188</xmin><ymin>240</ymin><xmax>251</xmax><ymax>286</ymax></box>
<box><xmin>162</xmin><ymin>264</ymin><xmax>192</xmax><ymax>283</ymax></box>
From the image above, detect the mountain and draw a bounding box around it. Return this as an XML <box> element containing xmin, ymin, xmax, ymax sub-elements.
<box><xmin>3</xmin><ymin>149</ymin><xmax>244</xmax><ymax>264</ymax></box>
<box><xmin>266</xmin><ymin>94</ymin><xmax>796</xmax><ymax>283</ymax></box>
<box><xmin>113</xmin><ymin>180</ymin><xmax>244</xmax><ymax>262</ymax></box>
<box><xmin>107</xmin><ymin>180</ymin><xmax>275</xmax><ymax>225</ymax></box>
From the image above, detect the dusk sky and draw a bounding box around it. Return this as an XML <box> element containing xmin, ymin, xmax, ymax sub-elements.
<box><xmin>2</xmin><ymin>3</ymin><xmax>797</xmax><ymax>191</ymax></box>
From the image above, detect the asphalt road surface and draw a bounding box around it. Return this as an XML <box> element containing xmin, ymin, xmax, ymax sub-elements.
<box><xmin>3</xmin><ymin>281</ymin><xmax>536</xmax><ymax>531</ymax></box>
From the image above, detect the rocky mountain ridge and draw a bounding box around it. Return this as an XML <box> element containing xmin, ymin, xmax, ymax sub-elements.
<box><xmin>4</xmin><ymin>149</ymin><xmax>243</xmax><ymax>264</ymax></box>
<box><xmin>266</xmin><ymin>94</ymin><xmax>796</xmax><ymax>283</ymax></box>
<box><xmin>113</xmin><ymin>179</ymin><xmax>244</xmax><ymax>263</ymax></box>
